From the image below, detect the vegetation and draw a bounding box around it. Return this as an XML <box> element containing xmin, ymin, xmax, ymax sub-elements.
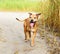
<box><xmin>38</xmin><ymin>0</ymin><xmax>60</xmax><ymax>54</ymax></box>
<box><xmin>0</xmin><ymin>0</ymin><xmax>43</xmax><ymax>11</ymax></box>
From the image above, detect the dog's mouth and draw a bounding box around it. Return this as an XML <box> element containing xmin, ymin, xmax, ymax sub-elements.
<box><xmin>30</xmin><ymin>23</ymin><xmax>34</xmax><ymax>28</ymax></box>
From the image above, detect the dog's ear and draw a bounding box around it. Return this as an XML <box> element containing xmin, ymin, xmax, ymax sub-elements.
<box><xmin>36</xmin><ymin>13</ymin><xmax>41</xmax><ymax>16</ymax></box>
<box><xmin>28</xmin><ymin>13</ymin><xmax>32</xmax><ymax>15</ymax></box>
<box><xmin>36</xmin><ymin>13</ymin><xmax>41</xmax><ymax>19</ymax></box>
<box><xmin>28</xmin><ymin>13</ymin><xmax>32</xmax><ymax>18</ymax></box>
<box><xmin>36</xmin><ymin>13</ymin><xmax>41</xmax><ymax>18</ymax></box>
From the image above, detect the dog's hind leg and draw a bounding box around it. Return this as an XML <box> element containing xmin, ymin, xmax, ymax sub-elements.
<box><xmin>24</xmin><ymin>32</ymin><xmax>27</xmax><ymax>40</ymax></box>
<box><xmin>24</xmin><ymin>25</ymin><xmax>27</xmax><ymax>41</ymax></box>
<box><xmin>29</xmin><ymin>31</ymin><xmax>31</xmax><ymax>38</ymax></box>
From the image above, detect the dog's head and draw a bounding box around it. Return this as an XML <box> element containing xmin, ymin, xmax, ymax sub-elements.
<box><xmin>28</xmin><ymin>13</ymin><xmax>41</xmax><ymax>28</ymax></box>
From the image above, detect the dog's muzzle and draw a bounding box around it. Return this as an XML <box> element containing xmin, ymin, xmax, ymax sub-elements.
<box><xmin>30</xmin><ymin>19</ymin><xmax>36</xmax><ymax>28</ymax></box>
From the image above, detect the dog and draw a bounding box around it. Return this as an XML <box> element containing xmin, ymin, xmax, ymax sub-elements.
<box><xmin>16</xmin><ymin>13</ymin><xmax>41</xmax><ymax>46</ymax></box>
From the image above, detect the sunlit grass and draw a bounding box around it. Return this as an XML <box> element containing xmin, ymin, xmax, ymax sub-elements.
<box><xmin>0</xmin><ymin>0</ymin><xmax>40</xmax><ymax>11</ymax></box>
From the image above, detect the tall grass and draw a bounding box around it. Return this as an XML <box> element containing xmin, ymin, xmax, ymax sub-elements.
<box><xmin>0</xmin><ymin>0</ymin><xmax>43</xmax><ymax>12</ymax></box>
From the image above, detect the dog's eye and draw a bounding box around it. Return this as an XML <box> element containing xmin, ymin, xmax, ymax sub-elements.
<box><xmin>34</xmin><ymin>17</ymin><xmax>36</xmax><ymax>19</ymax></box>
<box><xmin>29</xmin><ymin>17</ymin><xmax>31</xmax><ymax>18</ymax></box>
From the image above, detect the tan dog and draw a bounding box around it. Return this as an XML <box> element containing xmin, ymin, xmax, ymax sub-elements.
<box><xmin>16</xmin><ymin>13</ymin><xmax>41</xmax><ymax>46</ymax></box>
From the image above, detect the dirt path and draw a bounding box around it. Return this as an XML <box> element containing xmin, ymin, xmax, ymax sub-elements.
<box><xmin>0</xmin><ymin>12</ymin><xmax>49</xmax><ymax>54</ymax></box>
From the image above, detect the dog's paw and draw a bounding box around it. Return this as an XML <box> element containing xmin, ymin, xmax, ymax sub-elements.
<box><xmin>30</xmin><ymin>42</ymin><xmax>35</xmax><ymax>47</ymax></box>
<box><xmin>25</xmin><ymin>40</ymin><xmax>28</xmax><ymax>42</ymax></box>
<box><xmin>25</xmin><ymin>39</ymin><xmax>30</xmax><ymax>42</ymax></box>
<box><xmin>31</xmin><ymin>44</ymin><xmax>34</xmax><ymax>47</ymax></box>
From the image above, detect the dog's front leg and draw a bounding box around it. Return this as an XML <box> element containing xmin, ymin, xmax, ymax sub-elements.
<box><xmin>31</xmin><ymin>32</ymin><xmax>36</xmax><ymax>46</ymax></box>
<box><xmin>25</xmin><ymin>32</ymin><xmax>30</xmax><ymax>42</ymax></box>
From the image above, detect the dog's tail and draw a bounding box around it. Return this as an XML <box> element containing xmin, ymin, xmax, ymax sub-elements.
<box><xmin>16</xmin><ymin>18</ymin><xmax>24</xmax><ymax>22</ymax></box>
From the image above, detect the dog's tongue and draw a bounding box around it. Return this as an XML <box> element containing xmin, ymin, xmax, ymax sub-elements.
<box><xmin>30</xmin><ymin>23</ymin><xmax>34</xmax><ymax>28</ymax></box>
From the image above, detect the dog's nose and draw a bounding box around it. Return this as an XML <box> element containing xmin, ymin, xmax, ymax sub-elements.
<box><xmin>30</xmin><ymin>19</ymin><xmax>33</xmax><ymax>23</ymax></box>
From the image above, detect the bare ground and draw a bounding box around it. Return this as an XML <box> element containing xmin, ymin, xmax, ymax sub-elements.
<box><xmin>0</xmin><ymin>12</ymin><xmax>49</xmax><ymax>54</ymax></box>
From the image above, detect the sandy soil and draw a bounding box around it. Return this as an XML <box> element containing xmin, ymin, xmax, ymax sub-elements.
<box><xmin>0</xmin><ymin>12</ymin><xmax>49</xmax><ymax>54</ymax></box>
